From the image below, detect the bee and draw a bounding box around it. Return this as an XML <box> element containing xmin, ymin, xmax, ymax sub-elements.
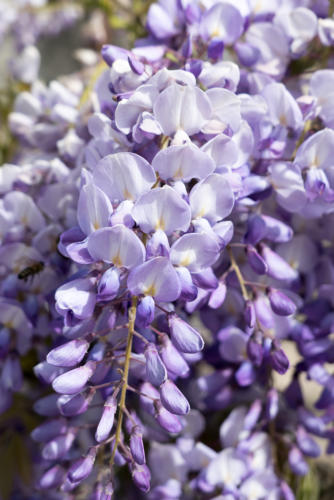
<box><xmin>17</xmin><ymin>261</ymin><xmax>45</xmax><ymax>282</ymax></box>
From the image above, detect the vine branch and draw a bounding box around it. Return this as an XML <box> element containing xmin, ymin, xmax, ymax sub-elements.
<box><xmin>110</xmin><ymin>295</ymin><xmax>137</xmax><ymax>468</ymax></box>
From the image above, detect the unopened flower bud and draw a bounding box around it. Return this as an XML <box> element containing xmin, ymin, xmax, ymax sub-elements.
<box><xmin>130</xmin><ymin>426</ymin><xmax>146</xmax><ymax>465</ymax></box>
<box><xmin>144</xmin><ymin>343</ymin><xmax>167</xmax><ymax>386</ymax></box>
<box><xmin>268</xmin><ymin>288</ymin><xmax>296</xmax><ymax>316</ymax></box>
<box><xmin>95</xmin><ymin>395</ymin><xmax>117</xmax><ymax>443</ymax></box>
<box><xmin>168</xmin><ymin>315</ymin><xmax>204</xmax><ymax>354</ymax></box>
<box><xmin>68</xmin><ymin>447</ymin><xmax>97</xmax><ymax>483</ymax></box>
<box><xmin>52</xmin><ymin>361</ymin><xmax>96</xmax><ymax>395</ymax></box>
<box><xmin>154</xmin><ymin>400</ymin><xmax>183</xmax><ymax>433</ymax></box>
<box><xmin>47</xmin><ymin>339</ymin><xmax>89</xmax><ymax>367</ymax></box>
<box><xmin>160</xmin><ymin>379</ymin><xmax>190</xmax><ymax>415</ymax></box>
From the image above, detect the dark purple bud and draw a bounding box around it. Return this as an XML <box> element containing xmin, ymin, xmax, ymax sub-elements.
<box><xmin>247</xmin><ymin>339</ymin><xmax>263</xmax><ymax>367</ymax></box>
<box><xmin>144</xmin><ymin>343</ymin><xmax>167</xmax><ymax>387</ymax></box>
<box><xmin>136</xmin><ymin>296</ymin><xmax>155</xmax><ymax>328</ymax></box>
<box><xmin>270</xmin><ymin>344</ymin><xmax>289</xmax><ymax>374</ymax></box>
<box><xmin>160</xmin><ymin>335</ymin><xmax>190</xmax><ymax>378</ymax></box>
<box><xmin>266</xmin><ymin>388</ymin><xmax>279</xmax><ymax>420</ymax></box>
<box><xmin>160</xmin><ymin>380</ymin><xmax>190</xmax><ymax>415</ymax></box>
<box><xmin>246</xmin><ymin>245</ymin><xmax>268</xmax><ymax>275</ymax></box>
<box><xmin>68</xmin><ymin>447</ymin><xmax>97</xmax><ymax>483</ymax></box>
<box><xmin>208</xmin><ymin>282</ymin><xmax>226</xmax><ymax>309</ymax></box>
<box><xmin>154</xmin><ymin>400</ymin><xmax>183</xmax><ymax>433</ymax></box>
<box><xmin>39</xmin><ymin>465</ymin><xmax>65</xmax><ymax>489</ymax></box>
<box><xmin>288</xmin><ymin>447</ymin><xmax>309</xmax><ymax>476</ymax></box>
<box><xmin>175</xmin><ymin>266</ymin><xmax>197</xmax><ymax>302</ymax></box>
<box><xmin>52</xmin><ymin>361</ymin><xmax>96</xmax><ymax>394</ymax></box>
<box><xmin>31</xmin><ymin>419</ymin><xmax>67</xmax><ymax>443</ymax></box>
<box><xmin>235</xmin><ymin>360</ymin><xmax>256</xmax><ymax>386</ymax></box>
<box><xmin>2</xmin><ymin>354</ymin><xmax>22</xmax><ymax>391</ymax></box>
<box><xmin>208</xmin><ymin>38</ymin><xmax>224</xmax><ymax>61</ymax></box>
<box><xmin>130</xmin><ymin>463</ymin><xmax>151</xmax><ymax>493</ymax></box>
<box><xmin>296</xmin><ymin>427</ymin><xmax>321</xmax><ymax>457</ymax></box>
<box><xmin>268</xmin><ymin>288</ymin><xmax>296</xmax><ymax>316</ymax></box>
<box><xmin>42</xmin><ymin>428</ymin><xmax>77</xmax><ymax>460</ymax></box>
<box><xmin>47</xmin><ymin>339</ymin><xmax>89</xmax><ymax>367</ymax></box>
<box><xmin>128</xmin><ymin>54</ymin><xmax>145</xmax><ymax>75</ymax></box>
<box><xmin>168</xmin><ymin>315</ymin><xmax>204</xmax><ymax>354</ymax></box>
<box><xmin>97</xmin><ymin>268</ymin><xmax>120</xmax><ymax>302</ymax></box>
<box><xmin>95</xmin><ymin>395</ymin><xmax>117</xmax><ymax>443</ymax></box>
<box><xmin>57</xmin><ymin>392</ymin><xmax>93</xmax><ymax>417</ymax></box>
<box><xmin>244</xmin><ymin>300</ymin><xmax>256</xmax><ymax>328</ymax></box>
<box><xmin>130</xmin><ymin>426</ymin><xmax>146</xmax><ymax>465</ymax></box>
<box><xmin>261</xmin><ymin>246</ymin><xmax>297</xmax><ymax>281</ymax></box>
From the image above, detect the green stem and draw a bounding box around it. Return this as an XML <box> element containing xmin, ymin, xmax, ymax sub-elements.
<box><xmin>228</xmin><ymin>247</ymin><xmax>249</xmax><ymax>301</ymax></box>
<box><xmin>110</xmin><ymin>296</ymin><xmax>137</xmax><ymax>468</ymax></box>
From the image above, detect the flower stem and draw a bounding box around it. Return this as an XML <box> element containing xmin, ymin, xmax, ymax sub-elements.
<box><xmin>110</xmin><ymin>295</ymin><xmax>137</xmax><ymax>468</ymax></box>
<box><xmin>228</xmin><ymin>247</ymin><xmax>250</xmax><ymax>301</ymax></box>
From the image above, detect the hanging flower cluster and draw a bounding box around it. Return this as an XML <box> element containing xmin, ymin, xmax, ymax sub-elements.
<box><xmin>2</xmin><ymin>0</ymin><xmax>334</xmax><ymax>498</ymax></box>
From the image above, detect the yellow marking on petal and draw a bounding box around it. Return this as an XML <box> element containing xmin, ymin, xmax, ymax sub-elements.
<box><xmin>254</xmin><ymin>0</ymin><xmax>263</xmax><ymax>13</ymax></box>
<box><xmin>93</xmin><ymin>220</ymin><xmax>100</xmax><ymax>230</ymax></box>
<box><xmin>174</xmin><ymin>167</ymin><xmax>183</xmax><ymax>179</ymax></box>
<box><xmin>279</xmin><ymin>114</ymin><xmax>287</xmax><ymax>126</ymax></box>
<box><xmin>155</xmin><ymin>218</ymin><xmax>165</xmax><ymax>231</ymax></box>
<box><xmin>123</xmin><ymin>188</ymin><xmax>133</xmax><ymax>199</ymax></box>
<box><xmin>112</xmin><ymin>254</ymin><xmax>123</xmax><ymax>267</ymax></box>
<box><xmin>144</xmin><ymin>284</ymin><xmax>156</xmax><ymax>296</ymax></box>
<box><xmin>211</xmin><ymin>28</ymin><xmax>221</xmax><ymax>38</ymax></box>
<box><xmin>310</xmin><ymin>155</ymin><xmax>320</xmax><ymax>168</ymax></box>
<box><xmin>197</xmin><ymin>207</ymin><xmax>207</xmax><ymax>218</ymax></box>
<box><xmin>4</xmin><ymin>322</ymin><xmax>13</xmax><ymax>329</ymax></box>
<box><xmin>180</xmin><ymin>251</ymin><xmax>195</xmax><ymax>267</ymax></box>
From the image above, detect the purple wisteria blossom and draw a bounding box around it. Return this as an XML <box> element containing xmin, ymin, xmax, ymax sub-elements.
<box><xmin>3</xmin><ymin>0</ymin><xmax>334</xmax><ymax>498</ymax></box>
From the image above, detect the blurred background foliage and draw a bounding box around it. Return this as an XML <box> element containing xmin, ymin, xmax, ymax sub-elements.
<box><xmin>0</xmin><ymin>0</ymin><xmax>153</xmax><ymax>165</ymax></box>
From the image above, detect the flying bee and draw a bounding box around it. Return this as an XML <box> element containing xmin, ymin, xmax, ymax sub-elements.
<box><xmin>17</xmin><ymin>261</ymin><xmax>45</xmax><ymax>282</ymax></box>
